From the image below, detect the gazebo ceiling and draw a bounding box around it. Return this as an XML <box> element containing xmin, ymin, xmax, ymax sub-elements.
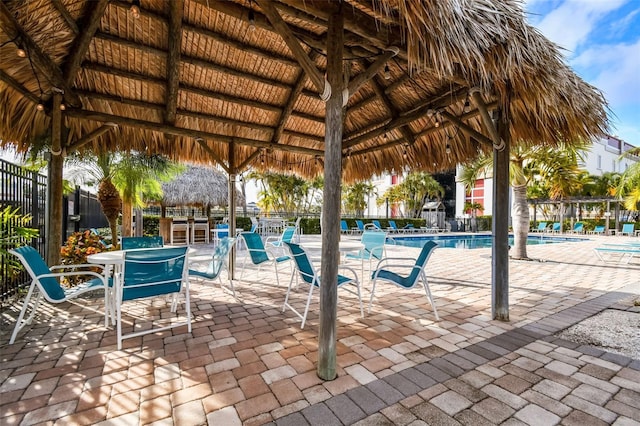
<box><xmin>0</xmin><ymin>0</ymin><xmax>609</xmax><ymax>181</ymax></box>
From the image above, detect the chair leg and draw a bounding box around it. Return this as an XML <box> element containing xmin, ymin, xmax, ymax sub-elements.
<box><xmin>282</xmin><ymin>273</ymin><xmax>296</xmax><ymax>312</ymax></box>
<box><xmin>9</xmin><ymin>283</ymin><xmax>38</xmax><ymax>344</ymax></box>
<box><xmin>368</xmin><ymin>278</ymin><xmax>378</xmax><ymax>313</ymax></box>
<box><xmin>300</xmin><ymin>283</ymin><xmax>315</xmax><ymax>329</ymax></box>
<box><xmin>420</xmin><ymin>272</ymin><xmax>439</xmax><ymax>320</ymax></box>
<box><xmin>354</xmin><ymin>278</ymin><xmax>364</xmax><ymax>318</ymax></box>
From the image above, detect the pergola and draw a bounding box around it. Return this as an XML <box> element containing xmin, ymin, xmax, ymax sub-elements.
<box><xmin>0</xmin><ymin>0</ymin><xmax>608</xmax><ymax>379</ymax></box>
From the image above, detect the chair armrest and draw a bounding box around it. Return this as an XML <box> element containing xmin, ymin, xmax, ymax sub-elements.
<box><xmin>264</xmin><ymin>236</ymin><xmax>279</xmax><ymax>245</ymax></box>
<box><xmin>373</xmin><ymin>256</ymin><xmax>416</xmax><ymax>270</ymax></box>
<box><xmin>36</xmin><ymin>270</ymin><xmax>107</xmax><ymax>283</ymax></box>
<box><xmin>337</xmin><ymin>265</ymin><xmax>359</xmax><ymax>281</ymax></box>
<box><xmin>51</xmin><ymin>263</ymin><xmax>105</xmax><ymax>272</ymax></box>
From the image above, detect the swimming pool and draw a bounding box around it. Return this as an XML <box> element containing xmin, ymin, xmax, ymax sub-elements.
<box><xmin>390</xmin><ymin>233</ymin><xmax>587</xmax><ymax>249</ymax></box>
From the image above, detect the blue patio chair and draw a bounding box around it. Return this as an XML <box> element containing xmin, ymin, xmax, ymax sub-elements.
<box><xmin>569</xmin><ymin>222</ymin><xmax>584</xmax><ymax>234</ymax></box>
<box><xmin>588</xmin><ymin>225</ymin><xmax>606</xmax><ymax>235</ymax></box>
<box><xmin>8</xmin><ymin>246</ymin><xmax>109</xmax><ymax>344</ymax></box>
<box><xmin>121</xmin><ymin>236</ymin><xmax>164</xmax><ymax>250</ymax></box>
<box><xmin>240</xmin><ymin>232</ymin><xmax>291</xmax><ymax>286</ymax></box>
<box><xmin>531</xmin><ymin>222</ymin><xmax>547</xmax><ymax>232</ymax></box>
<box><xmin>351</xmin><ymin>220</ymin><xmax>365</xmax><ymax>234</ymax></box>
<box><xmin>403</xmin><ymin>223</ymin><xmax>417</xmax><ymax>233</ymax></box>
<box><xmin>547</xmin><ymin>222</ymin><xmax>561</xmax><ymax>233</ymax></box>
<box><xmin>116</xmin><ymin>246</ymin><xmax>190</xmax><ymax>350</ymax></box>
<box><xmin>345</xmin><ymin>230</ymin><xmax>387</xmax><ymax>280</ymax></box>
<box><xmin>620</xmin><ymin>223</ymin><xmax>636</xmax><ymax>236</ymax></box>
<box><xmin>189</xmin><ymin>237</ymin><xmax>237</xmax><ymax>297</ymax></box>
<box><xmin>371</xmin><ymin>220</ymin><xmax>383</xmax><ymax>230</ymax></box>
<box><xmin>213</xmin><ymin>223</ymin><xmax>229</xmax><ymax>244</ymax></box>
<box><xmin>265</xmin><ymin>226</ymin><xmax>297</xmax><ymax>256</ymax></box>
<box><xmin>283</xmin><ymin>242</ymin><xmax>363</xmax><ymax>328</ymax></box>
<box><xmin>340</xmin><ymin>220</ymin><xmax>350</xmax><ymax>234</ymax></box>
<box><xmin>369</xmin><ymin>241</ymin><xmax>439</xmax><ymax>320</ymax></box>
<box><xmin>387</xmin><ymin>220</ymin><xmax>401</xmax><ymax>233</ymax></box>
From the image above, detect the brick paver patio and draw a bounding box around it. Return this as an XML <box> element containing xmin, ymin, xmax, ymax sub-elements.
<box><xmin>1</xmin><ymin>233</ymin><xmax>638</xmax><ymax>425</ymax></box>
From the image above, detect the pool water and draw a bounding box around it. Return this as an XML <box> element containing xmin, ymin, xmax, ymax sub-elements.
<box><xmin>390</xmin><ymin>233</ymin><xmax>587</xmax><ymax>249</ymax></box>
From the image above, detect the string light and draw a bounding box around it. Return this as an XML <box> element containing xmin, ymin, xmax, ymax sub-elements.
<box><xmin>130</xmin><ymin>0</ymin><xmax>141</xmax><ymax>18</ymax></box>
<box><xmin>36</xmin><ymin>102</ymin><xmax>45</xmax><ymax>111</ymax></box>
<box><xmin>364</xmin><ymin>155</ymin><xmax>368</xmax><ymax>163</ymax></box>
<box><xmin>16</xmin><ymin>42</ymin><xmax>26</xmax><ymax>58</ymax></box>
<box><xmin>59</xmin><ymin>103</ymin><xmax>66</xmax><ymax>111</ymax></box>
<box><xmin>383</xmin><ymin>64</ymin><xmax>391</xmax><ymax>80</ymax></box>
<box><xmin>446</xmin><ymin>143</ymin><xmax>451</xmax><ymax>154</ymax></box>
<box><xmin>247</xmin><ymin>0</ymin><xmax>256</xmax><ymax>31</ymax></box>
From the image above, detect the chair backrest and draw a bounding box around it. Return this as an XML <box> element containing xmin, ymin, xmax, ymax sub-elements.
<box><xmin>216</xmin><ymin>223</ymin><xmax>229</xmax><ymax>239</ymax></box>
<box><xmin>284</xmin><ymin>242</ymin><xmax>317</xmax><ymax>285</ymax></box>
<box><xmin>280</xmin><ymin>226</ymin><xmax>296</xmax><ymax>243</ymax></box>
<box><xmin>361</xmin><ymin>230</ymin><xmax>386</xmax><ymax>260</ymax></box>
<box><xmin>594</xmin><ymin>225</ymin><xmax>605</xmax><ymax>233</ymax></box>
<box><xmin>537</xmin><ymin>222</ymin><xmax>547</xmax><ymax>230</ymax></box>
<box><xmin>372</xmin><ymin>220</ymin><xmax>382</xmax><ymax>229</ymax></box>
<box><xmin>241</xmin><ymin>232</ymin><xmax>270</xmax><ymax>264</ymax></box>
<box><xmin>356</xmin><ymin>220</ymin><xmax>365</xmax><ymax>230</ymax></box>
<box><xmin>173</xmin><ymin>216</ymin><xmax>188</xmax><ymax>224</ymax></box>
<box><xmin>573</xmin><ymin>222</ymin><xmax>583</xmax><ymax>231</ymax></box>
<box><xmin>340</xmin><ymin>220</ymin><xmax>349</xmax><ymax>231</ymax></box>
<box><xmin>10</xmin><ymin>246</ymin><xmax>65</xmax><ymax>301</ymax></box>
<box><xmin>621</xmin><ymin>223</ymin><xmax>635</xmax><ymax>233</ymax></box>
<box><xmin>389</xmin><ymin>220</ymin><xmax>398</xmax><ymax>230</ymax></box>
<box><xmin>193</xmin><ymin>217</ymin><xmax>208</xmax><ymax>223</ymax></box>
<box><xmin>552</xmin><ymin>222</ymin><xmax>560</xmax><ymax>231</ymax></box>
<box><xmin>406</xmin><ymin>241</ymin><xmax>438</xmax><ymax>285</ymax></box>
<box><xmin>121</xmin><ymin>236</ymin><xmax>164</xmax><ymax>250</ymax></box>
<box><xmin>207</xmin><ymin>237</ymin><xmax>236</xmax><ymax>278</ymax></box>
<box><xmin>122</xmin><ymin>247</ymin><xmax>188</xmax><ymax>301</ymax></box>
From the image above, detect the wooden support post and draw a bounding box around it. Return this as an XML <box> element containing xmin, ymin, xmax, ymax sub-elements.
<box><xmin>228</xmin><ymin>140</ymin><xmax>236</xmax><ymax>280</ymax></box>
<box><xmin>318</xmin><ymin>4</ymin><xmax>343</xmax><ymax>381</ymax></box>
<box><xmin>492</xmin><ymin>107</ymin><xmax>510</xmax><ymax>321</ymax></box>
<box><xmin>46</xmin><ymin>92</ymin><xmax>64</xmax><ymax>265</ymax></box>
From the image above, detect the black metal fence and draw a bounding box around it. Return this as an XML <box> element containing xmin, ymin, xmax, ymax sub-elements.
<box><xmin>1</xmin><ymin>159</ymin><xmax>108</xmax><ymax>301</ymax></box>
<box><xmin>1</xmin><ymin>158</ymin><xmax>47</xmax><ymax>300</ymax></box>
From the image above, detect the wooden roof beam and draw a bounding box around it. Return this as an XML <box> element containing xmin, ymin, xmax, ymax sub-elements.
<box><xmin>236</xmin><ymin>149</ymin><xmax>263</xmax><ymax>172</ymax></box>
<box><xmin>259</xmin><ymin>1</ymin><xmax>330</xmax><ymax>101</ymax></box>
<box><xmin>63</xmin><ymin>108</ymin><xmax>325</xmax><ymax>157</ymax></box>
<box><xmin>196</xmin><ymin>138</ymin><xmax>230</xmax><ymax>174</ymax></box>
<box><xmin>51</xmin><ymin>0</ymin><xmax>79</xmax><ymax>34</ymax></box>
<box><xmin>165</xmin><ymin>0</ymin><xmax>183</xmax><ymax>126</ymax></box>
<box><xmin>0</xmin><ymin>2</ymin><xmax>81</xmax><ymax>107</ymax></box>
<box><xmin>369</xmin><ymin>72</ymin><xmax>417</xmax><ymax>146</ymax></box>
<box><xmin>470</xmin><ymin>88</ymin><xmax>503</xmax><ymax>149</ymax></box>
<box><xmin>65</xmin><ymin>123</ymin><xmax>118</xmax><ymax>153</ymax></box>
<box><xmin>0</xmin><ymin>70</ymin><xmax>40</xmax><ymax>104</ymax></box>
<box><xmin>439</xmin><ymin>110</ymin><xmax>493</xmax><ymax>146</ymax></box>
<box><xmin>347</xmin><ymin>48</ymin><xmax>398</xmax><ymax>101</ymax></box>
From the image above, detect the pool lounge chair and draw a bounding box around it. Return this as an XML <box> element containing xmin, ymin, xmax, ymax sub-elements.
<box><xmin>568</xmin><ymin>222</ymin><xmax>584</xmax><ymax>234</ymax></box>
<box><xmin>587</xmin><ymin>225</ymin><xmax>605</xmax><ymax>235</ymax></box>
<box><xmin>619</xmin><ymin>223</ymin><xmax>636</xmax><ymax>236</ymax></box>
<box><xmin>387</xmin><ymin>220</ymin><xmax>401</xmax><ymax>233</ymax></box>
<box><xmin>547</xmin><ymin>222</ymin><xmax>561</xmax><ymax>233</ymax></box>
<box><xmin>340</xmin><ymin>220</ymin><xmax>351</xmax><ymax>234</ymax></box>
<box><xmin>593</xmin><ymin>246</ymin><xmax>640</xmax><ymax>264</ymax></box>
<box><xmin>531</xmin><ymin>222</ymin><xmax>548</xmax><ymax>233</ymax></box>
<box><xmin>352</xmin><ymin>220</ymin><xmax>365</xmax><ymax>234</ymax></box>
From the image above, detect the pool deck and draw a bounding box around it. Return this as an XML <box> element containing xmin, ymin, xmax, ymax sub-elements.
<box><xmin>1</xmin><ymin>233</ymin><xmax>639</xmax><ymax>425</ymax></box>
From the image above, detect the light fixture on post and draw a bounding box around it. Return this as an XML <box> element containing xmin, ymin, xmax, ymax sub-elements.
<box><xmin>383</xmin><ymin>64</ymin><xmax>391</xmax><ymax>80</ymax></box>
<box><xmin>446</xmin><ymin>143</ymin><xmax>451</xmax><ymax>154</ymax></box>
<box><xmin>402</xmin><ymin>143</ymin><xmax>408</xmax><ymax>159</ymax></box>
<box><xmin>130</xmin><ymin>0</ymin><xmax>141</xmax><ymax>19</ymax></box>
<box><xmin>247</xmin><ymin>0</ymin><xmax>256</xmax><ymax>31</ymax></box>
<box><xmin>15</xmin><ymin>41</ymin><xmax>26</xmax><ymax>58</ymax></box>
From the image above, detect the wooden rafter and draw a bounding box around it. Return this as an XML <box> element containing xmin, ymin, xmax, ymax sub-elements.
<box><xmin>439</xmin><ymin>110</ymin><xmax>493</xmax><ymax>146</ymax></box>
<box><xmin>347</xmin><ymin>48</ymin><xmax>398</xmax><ymax>100</ymax></box>
<box><xmin>0</xmin><ymin>70</ymin><xmax>40</xmax><ymax>104</ymax></box>
<box><xmin>63</xmin><ymin>108</ymin><xmax>325</xmax><ymax>157</ymax></box>
<box><xmin>196</xmin><ymin>139</ymin><xmax>230</xmax><ymax>174</ymax></box>
<box><xmin>236</xmin><ymin>149</ymin><xmax>263</xmax><ymax>172</ymax></box>
<box><xmin>50</xmin><ymin>0</ymin><xmax>79</xmax><ymax>34</ymax></box>
<box><xmin>259</xmin><ymin>1</ymin><xmax>329</xmax><ymax>100</ymax></box>
<box><xmin>0</xmin><ymin>2</ymin><xmax>81</xmax><ymax>106</ymax></box>
<box><xmin>165</xmin><ymin>0</ymin><xmax>183</xmax><ymax>126</ymax></box>
<box><xmin>470</xmin><ymin>88</ymin><xmax>502</xmax><ymax>147</ymax></box>
<box><xmin>369</xmin><ymin>73</ymin><xmax>416</xmax><ymax>146</ymax></box>
<box><xmin>65</xmin><ymin>123</ymin><xmax>118</xmax><ymax>153</ymax></box>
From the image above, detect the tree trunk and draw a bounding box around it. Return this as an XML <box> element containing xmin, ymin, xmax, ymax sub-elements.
<box><xmin>511</xmin><ymin>184</ymin><xmax>529</xmax><ymax>259</ymax></box>
<box><xmin>122</xmin><ymin>202</ymin><xmax>132</xmax><ymax>237</ymax></box>
<box><xmin>98</xmin><ymin>178</ymin><xmax>121</xmax><ymax>249</ymax></box>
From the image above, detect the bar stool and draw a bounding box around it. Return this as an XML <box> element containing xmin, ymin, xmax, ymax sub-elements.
<box><xmin>191</xmin><ymin>217</ymin><xmax>210</xmax><ymax>244</ymax></box>
<box><xmin>170</xmin><ymin>217</ymin><xmax>189</xmax><ymax>245</ymax></box>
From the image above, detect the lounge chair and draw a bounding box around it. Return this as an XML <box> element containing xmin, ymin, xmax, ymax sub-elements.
<box><xmin>587</xmin><ymin>225</ymin><xmax>605</xmax><ymax>235</ymax></box>
<box><xmin>593</xmin><ymin>246</ymin><xmax>640</xmax><ymax>264</ymax></box>
<box><xmin>340</xmin><ymin>220</ymin><xmax>351</xmax><ymax>234</ymax></box>
<box><xmin>240</xmin><ymin>232</ymin><xmax>291</xmax><ymax>286</ymax></box>
<box><xmin>369</xmin><ymin>241</ymin><xmax>439</xmax><ymax>320</ymax></box>
<box><xmin>387</xmin><ymin>220</ymin><xmax>401</xmax><ymax>233</ymax></box>
<box><xmin>345</xmin><ymin>230</ymin><xmax>387</xmax><ymax>280</ymax></box>
<box><xmin>547</xmin><ymin>222</ymin><xmax>561</xmax><ymax>233</ymax></box>
<box><xmin>189</xmin><ymin>237</ymin><xmax>237</xmax><ymax>297</ymax></box>
<box><xmin>115</xmin><ymin>246</ymin><xmax>190</xmax><ymax>350</ymax></box>
<box><xmin>568</xmin><ymin>222</ymin><xmax>584</xmax><ymax>234</ymax></box>
<box><xmin>283</xmin><ymin>242</ymin><xmax>363</xmax><ymax>328</ymax></box>
<box><xmin>352</xmin><ymin>220</ymin><xmax>365</xmax><ymax>234</ymax></box>
<box><xmin>619</xmin><ymin>223</ymin><xmax>636</xmax><ymax>236</ymax></box>
<box><xmin>402</xmin><ymin>223</ymin><xmax>417</xmax><ymax>233</ymax></box>
<box><xmin>531</xmin><ymin>222</ymin><xmax>548</xmax><ymax>233</ymax></box>
<box><xmin>8</xmin><ymin>246</ymin><xmax>110</xmax><ymax>344</ymax></box>
<box><xmin>121</xmin><ymin>236</ymin><xmax>164</xmax><ymax>250</ymax></box>
<box><xmin>372</xmin><ymin>220</ymin><xmax>383</xmax><ymax>230</ymax></box>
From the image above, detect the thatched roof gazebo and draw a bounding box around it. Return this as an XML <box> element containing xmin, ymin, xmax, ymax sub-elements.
<box><xmin>0</xmin><ymin>0</ymin><xmax>609</xmax><ymax>378</ymax></box>
<box><xmin>160</xmin><ymin>165</ymin><xmax>245</xmax><ymax>213</ymax></box>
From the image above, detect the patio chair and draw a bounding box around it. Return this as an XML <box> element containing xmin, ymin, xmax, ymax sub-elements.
<box><xmin>371</xmin><ymin>220</ymin><xmax>383</xmax><ymax>230</ymax></box>
<box><xmin>547</xmin><ymin>222</ymin><xmax>561</xmax><ymax>233</ymax></box>
<box><xmin>531</xmin><ymin>222</ymin><xmax>548</xmax><ymax>233</ymax></box>
<box><xmin>568</xmin><ymin>222</ymin><xmax>584</xmax><ymax>234</ymax></box>
<box><xmin>620</xmin><ymin>223</ymin><xmax>636</xmax><ymax>236</ymax></box>
<box><xmin>593</xmin><ymin>245</ymin><xmax>640</xmax><ymax>264</ymax></box>
<box><xmin>352</xmin><ymin>220</ymin><xmax>365</xmax><ymax>234</ymax></box>
<box><xmin>345</xmin><ymin>230</ymin><xmax>387</xmax><ymax>280</ymax></box>
<box><xmin>115</xmin><ymin>246</ymin><xmax>190</xmax><ymax>350</ymax></box>
<box><xmin>213</xmin><ymin>223</ymin><xmax>229</xmax><ymax>244</ymax></box>
<box><xmin>403</xmin><ymin>223</ymin><xmax>417</xmax><ymax>233</ymax></box>
<box><xmin>239</xmin><ymin>232</ymin><xmax>291</xmax><ymax>287</ymax></box>
<box><xmin>8</xmin><ymin>246</ymin><xmax>110</xmax><ymax>344</ymax></box>
<box><xmin>283</xmin><ymin>242</ymin><xmax>363</xmax><ymax>328</ymax></box>
<box><xmin>286</xmin><ymin>217</ymin><xmax>302</xmax><ymax>242</ymax></box>
<box><xmin>387</xmin><ymin>220</ymin><xmax>401</xmax><ymax>233</ymax></box>
<box><xmin>189</xmin><ymin>237</ymin><xmax>237</xmax><ymax>297</ymax></box>
<box><xmin>369</xmin><ymin>241</ymin><xmax>439</xmax><ymax>320</ymax></box>
<box><xmin>587</xmin><ymin>225</ymin><xmax>606</xmax><ymax>235</ymax></box>
<box><xmin>121</xmin><ymin>236</ymin><xmax>164</xmax><ymax>250</ymax></box>
<box><xmin>340</xmin><ymin>220</ymin><xmax>351</xmax><ymax>234</ymax></box>
<box><xmin>265</xmin><ymin>226</ymin><xmax>297</xmax><ymax>256</ymax></box>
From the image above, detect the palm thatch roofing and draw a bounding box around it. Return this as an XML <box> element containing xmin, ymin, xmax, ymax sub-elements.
<box><xmin>0</xmin><ymin>0</ymin><xmax>608</xmax><ymax>181</ymax></box>
<box><xmin>160</xmin><ymin>165</ymin><xmax>244</xmax><ymax>207</ymax></box>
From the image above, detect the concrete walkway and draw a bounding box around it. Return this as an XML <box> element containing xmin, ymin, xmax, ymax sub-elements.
<box><xmin>1</xmin><ymin>234</ymin><xmax>638</xmax><ymax>425</ymax></box>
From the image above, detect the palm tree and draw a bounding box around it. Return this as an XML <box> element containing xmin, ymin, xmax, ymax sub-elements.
<box><xmin>460</xmin><ymin>141</ymin><xmax>588</xmax><ymax>260</ymax></box>
<box><xmin>616</xmin><ymin>160</ymin><xmax>640</xmax><ymax>213</ymax></box>
<box><xmin>247</xmin><ymin>171</ymin><xmax>311</xmax><ymax>214</ymax></box>
<box><xmin>342</xmin><ymin>181</ymin><xmax>377</xmax><ymax>216</ymax></box>
<box><xmin>378</xmin><ymin>171</ymin><xmax>444</xmax><ymax>218</ymax></box>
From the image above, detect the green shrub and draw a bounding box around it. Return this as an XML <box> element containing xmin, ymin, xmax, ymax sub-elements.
<box><xmin>60</xmin><ymin>230</ymin><xmax>107</xmax><ymax>286</ymax></box>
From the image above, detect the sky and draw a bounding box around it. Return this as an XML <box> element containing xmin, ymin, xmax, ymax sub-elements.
<box><xmin>524</xmin><ymin>0</ymin><xmax>640</xmax><ymax>146</ymax></box>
